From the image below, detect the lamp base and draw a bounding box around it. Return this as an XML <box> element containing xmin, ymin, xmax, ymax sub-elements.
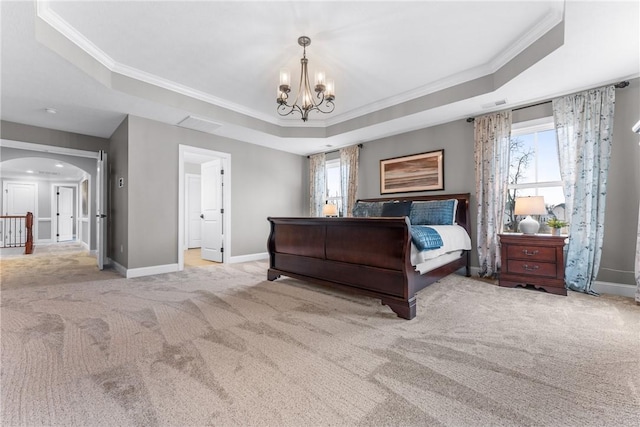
<box><xmin>518</xmin><ymin>215</ymin><xmax>540</xmax><ymax>234</ymax></box>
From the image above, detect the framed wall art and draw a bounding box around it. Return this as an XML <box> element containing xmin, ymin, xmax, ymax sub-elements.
<box><xmin>380</xmin><ymin>149</ymin><xmax>444</xmax><ymax>194</ymax></box>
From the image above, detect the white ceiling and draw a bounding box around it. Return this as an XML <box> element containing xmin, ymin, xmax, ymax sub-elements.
<box><xmin>1</xmin><ymin>1</ymin><xmax>638</xmax><ymax>156</ymax></box>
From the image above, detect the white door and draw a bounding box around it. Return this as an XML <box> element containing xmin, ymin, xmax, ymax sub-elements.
<box><xmin>57</xmin><ymin>187</ymin><xmax>74</xmax><ymax>241</ymax></box>
<box><xmin>4</xmin><ymin>182</ymin><xmax>36</xmax><ymax>216</ymax></box>
<box><xmin>2</xmin><ymin>182</ymin><xmax>37</xmax><ymax>245</ymax></box>
<box><xmin>96</xmin><ymin>151</ymin><xmax>108</xmax><ymax>269</ymax></box>
<box><xmin>201</xmin><ymin>159</ymin><xmax>223</xmax><ymax>262</ymax></box>
<box><xmin>186</xmin><ymin>174</ymin><xmax>202</xmax><ymax>248</ymax></box>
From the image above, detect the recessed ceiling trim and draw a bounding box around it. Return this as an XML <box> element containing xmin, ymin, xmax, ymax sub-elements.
<box><xmin>36</xmin><ymin>0</ymin><xmax>565</xmax><ymax>131</ymax></box>
<box><xmin>36</xmin><ymin>0</ymin><xmax>116</xmax><ymax>70</ymax></box>
<box><xmin>323</xmin><ymin>7</ymin><xmax>564</xmax><ymax>127</ymax></box>
<box><xmin>488</xmin><ymin>7</ymin><xmax>564</xmax><ymax>74</ymax></box>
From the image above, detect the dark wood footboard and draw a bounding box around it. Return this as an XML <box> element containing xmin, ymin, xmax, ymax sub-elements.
<box><xmin>267</xmin><ymin>193</ymin><xmax>471</xmax><ymax>319</ymax></box>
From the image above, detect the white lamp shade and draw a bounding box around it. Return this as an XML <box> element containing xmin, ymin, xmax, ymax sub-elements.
<box><xmin>514</xmin><ymin>196</ymin><xmax>545</xmax><ymax>234</ymax></box>
<box><xmin>514</xmin><ymin>196</ymin><xmax>546</xmax><ymax>215</ymax></box>
<box><xmin>322</xmin><ymin>203</ymin><xmax>338</xmax><ymax>216</ymax></box>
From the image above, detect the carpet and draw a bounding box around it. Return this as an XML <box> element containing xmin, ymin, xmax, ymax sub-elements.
<box><xmin>1</xmin><ymin>254</ymin><xmax>639</xmax><ymax>426</ymax></box>
<box><xmin>0</xmin><ymin>242</ymin><xmax>122</xmax><ymax>290</ymax></box>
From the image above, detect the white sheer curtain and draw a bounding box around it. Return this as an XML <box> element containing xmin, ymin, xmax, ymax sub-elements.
<box><xmin>474</xmin><ymin>111</ymin><xmax>512</xmax><ymax>278</ymax></box>
<box><xmin>309</xmin><ymin>153</ymin><xmax>326</xmax><ymax>217</ymax></box>
<box><xmin>340</xmin><ymin>145</ymin><xmax>359</xmax><ymax>217</ymax></box>
<box><xmin>553</xmin><ymin>85</ymin><xmax>615</xmax><ymax>295</ymax></box>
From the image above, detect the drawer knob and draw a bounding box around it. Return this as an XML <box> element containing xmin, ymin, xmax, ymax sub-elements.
<box><xmin>522</xmin><ymin>249</ymin><xmax>539</xmax><ymax>256</ymax></box>
<box><xmin>523</xmin><ymin>264</ymin><xmax>539</xmax><ymax>271</ymax></box>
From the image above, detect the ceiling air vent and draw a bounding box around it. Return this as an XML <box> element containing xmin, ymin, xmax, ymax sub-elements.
<box><xmin>177</xmin><ymin>116</ymin><xmax>222</xmax><ymax>135</ymax></box>
<box><xmin>481</xmin><ymin>99</ymin><xmax>508</xmax><ymax>109</ymax></box>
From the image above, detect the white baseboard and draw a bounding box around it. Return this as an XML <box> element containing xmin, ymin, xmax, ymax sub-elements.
<box><xmin>110</xmin><ymin>260</ymin><xmax>179</xmax><ymax>279</ymax></box>
<box><xmin>35</xmin><ymin>239</ymin><xmax>53</xmax><ymax>244</ymax></box>
<box><xmin>111</xmin><ymin>259</ymin><xmax>127</xmax><ymax>277</ymax></box>
<box><xmin>229</xmin><ymin>252</ymin><xmax>269</xmax><ymax>264</ymax></box>
<box><xmin>126</xmin><ymin>263</ymin><xmax>179</xmax><ymax>279</ymax></box>
<box><xmin>592</xmin><ymin>281</ymin><xmax>636</xmax><ymax>298</ymax></box>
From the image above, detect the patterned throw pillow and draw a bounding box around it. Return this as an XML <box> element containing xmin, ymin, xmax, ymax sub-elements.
<box><xmin>352</xmin><ymin>201</ymin><xmax>384</xmax><ymax>217</ymax></box>
<box><xmin>410</xmin><ymin>226</ymin><xmax>444</xmax><ymax>251</ymax></box>
<box><xmin>381</xmin><ymin>201</ymin><xmax>413</xmax><ymax>217</ymax></box>
<box><xmin>409</xmin><ymin>199</ymin><xmax>458</xmax><ymax>225</ymax></box>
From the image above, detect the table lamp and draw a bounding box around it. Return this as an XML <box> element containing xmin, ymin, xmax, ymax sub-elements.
<box><xmin>322</xmin><ymin>203</ymin><xmax>338</xmax><ymax>217</ymax></box>
<box><xmin>514</xmin><ymin>196</ymin><xmax>546</xmax><ymax>234</ymax></box>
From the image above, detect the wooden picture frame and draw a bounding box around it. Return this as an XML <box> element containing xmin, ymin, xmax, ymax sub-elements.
<box><xmin>380</xmin><ymin>149</ymin><xmax>444</xmax><ymax>194</ymax></box>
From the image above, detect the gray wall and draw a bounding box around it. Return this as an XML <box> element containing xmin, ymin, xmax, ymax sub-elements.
<box><xmin>108</xmin><ymin>117</ymin><xmax>129</xmax><ymax>267</ymax></box>
<box><xmin>354</xmin><ymin>79</ymin><xmax>640</xmax><ymax>286</ymax></box>
<box><xmin>0</xmin><ymin>143</ymin><xmax>99</xmax><ymax>249</ymax></box>
<box><xmin>123</xmin><ymin>115</ymin><xmax>305</xmax><ymax>269</ymax></box>
<box><xmin>1</xmin><ymin>120</ymin><xmax>109</xmax><ymax>151</ymax></box>
<box><xmin>599</xmin><ymin>78</ymin><xmax>640</xmax><ymax>284</ymax></box>
<box><xmin>357</xmin><ymin>119</ymin><xmax>477</xmax><ymax>266</ymax></box>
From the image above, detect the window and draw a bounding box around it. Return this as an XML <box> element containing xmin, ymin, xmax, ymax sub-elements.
<box><xmin>505</xmin><ymin>117</ymin><xmax>565</xmax><ymax>233</ymax></box>
<box><xmin>325</xmin><ymin>158</ymin><xmax>342</xmax><ymax>215</ymax></box>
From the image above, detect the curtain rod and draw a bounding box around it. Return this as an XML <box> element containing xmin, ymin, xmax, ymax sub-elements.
<box><xmin>465</xmin><ymin>80</ymin><xmax>630</xmax><ymax>123</ymax></box>
<box><xmin>307</xmin><ymin>143</ymin><xmax>363</xmax><ymax>158</ymax></box>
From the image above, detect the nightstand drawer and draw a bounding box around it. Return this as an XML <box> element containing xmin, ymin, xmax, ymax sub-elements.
<box><xmin>507</xmin><ymin>245</ymin><xmax>556</xmax><ymax>262</ymax></box>
<box><xmin>507</xmin><ymin>260</ymin><xmax>557</xmax><ymax>277</ymax></box>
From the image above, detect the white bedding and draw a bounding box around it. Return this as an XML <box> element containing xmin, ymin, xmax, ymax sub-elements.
<box><xmin>410</xmin><ymin>224</ymin><xmax>472</xmax><ymax>268</ymax></box>
<box><xmin>414</xmin><ymin>250</ymin><xmax>463</xmax><ymax>274</ymax></box>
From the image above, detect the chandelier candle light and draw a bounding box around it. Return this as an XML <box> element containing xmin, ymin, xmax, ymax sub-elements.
<box><xmin>277</xmin><ymin>36</ymin><xmax>335</xmax><ymax>122</ymax></box>
<box><xmin>514</xmin><ymin>196</ymin><xmax>546</xmax><ymax>234</ymax></box>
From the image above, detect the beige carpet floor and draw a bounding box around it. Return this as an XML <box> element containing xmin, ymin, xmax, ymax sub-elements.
<box><xmin>0</xmin><ymin>242</ymin><xmax>122</xmax><ymax>290</ymax></box>
<box><xmin>1</xmin><ymin>248</ymin><xmax>639</xmax><ymax>426</ymax></box>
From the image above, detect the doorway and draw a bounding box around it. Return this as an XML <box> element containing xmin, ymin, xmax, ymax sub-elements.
<box><xmin>0</xmin><ymin>140</ymin><xmax>103</xmax><ymax>265</ymax></box>
<box><xmin>52</xmin><ymin>184</ymin><xmax>78</xmax><ymax>242</ymax></box>
<box><xmin>178</xmin><ymin>145</ymin><xmax>231</xmax><ymax>271</ymax></box>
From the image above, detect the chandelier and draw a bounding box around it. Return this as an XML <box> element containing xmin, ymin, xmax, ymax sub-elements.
<box><xmin>277</xmin><ymin>36</ymin><xmax>335</xmax><ymax>122</ymax></box>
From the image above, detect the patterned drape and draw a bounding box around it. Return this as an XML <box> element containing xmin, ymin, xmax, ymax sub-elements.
<box><xmin>340</xmin><ymin>145</ymin><xmax>359</xmax><ymax>217</ymax></box>
<box><xmin>309</xmin><ymin>153</ymin><xmax>326</xmax><ymax>217</ymax></box>
<box><xmin>552</xmin><ymin>85</ymin><xmax>615</xmax><ymax>295</ymax></box>
<box><xmin>474</xmin><ymin>111</ymin><xmax>512</xmax><ymax>278</ymax></box>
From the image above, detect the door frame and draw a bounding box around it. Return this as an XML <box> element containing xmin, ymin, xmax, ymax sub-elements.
<box><xmin>178</xmin><ymin>144</ymin><xmax>231</xmax><ymax>271</ymax></box>
<box><xmin>185</xmin><ymin>173</ymin><xmax>201</xmax><ymax>249</ymax></box>
<box><xmin>51</xmin><ymin>183</ymin><xmax>79</xmax><ymax>243</ymax></box>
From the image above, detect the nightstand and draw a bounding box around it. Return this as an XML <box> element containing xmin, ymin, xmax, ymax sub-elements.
<box><xmin>498</xmin><ymin>233</ymin><xmax>567</xmax><ymax>296</ymax></box>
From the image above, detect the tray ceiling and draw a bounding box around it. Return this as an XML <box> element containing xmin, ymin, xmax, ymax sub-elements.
<box><xmin>1</xmin><ymin>1</ymin><xmax>638</xmax><ymax>155</ymax></box>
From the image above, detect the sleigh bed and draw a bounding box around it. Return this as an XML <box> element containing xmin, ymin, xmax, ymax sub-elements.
<box><xmin>267</xmin><ymin>193</ymin><xmax>471</xmax><ymax>320</ymax></box>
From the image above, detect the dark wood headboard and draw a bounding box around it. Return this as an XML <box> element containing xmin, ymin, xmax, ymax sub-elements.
<box><xmin>357</xmin><ymin>193</ymin><xmax>471</xmax><ymax>238</ymax></box>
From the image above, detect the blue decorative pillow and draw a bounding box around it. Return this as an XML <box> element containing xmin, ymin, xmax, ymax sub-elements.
<box><xmin>352</xmin><ymin>201</ymin><xmax>384</xmax><ymax>217</ymax></box>
<box><xmin>409</xmin><ymin>199</ymin><xmax>458</xmax><ymax>225</ymax></box>
<box><xmin>410</xmin><ymin>226</ymin><xmax>444</xmax><ymax>251</ymax></box>
<box><xmin>381</xmin><ymin>201</ymin><xmax>412</xmax><ymax>217</ymax></box>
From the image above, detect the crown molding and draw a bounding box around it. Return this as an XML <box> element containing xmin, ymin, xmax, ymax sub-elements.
<box><xmin>324</xmin><ymin>6</ymin><xmax>564</xmax><ymax>127</ymax></box>
<box><xmin>36</xmin><ymin>0</ymin><xmax>279</xmax><ymax>126</ymax></box>
<box><xmin>35</xmin><ymin>0</ymin><xmax>565</xmax><ymax>131</ymax></box>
